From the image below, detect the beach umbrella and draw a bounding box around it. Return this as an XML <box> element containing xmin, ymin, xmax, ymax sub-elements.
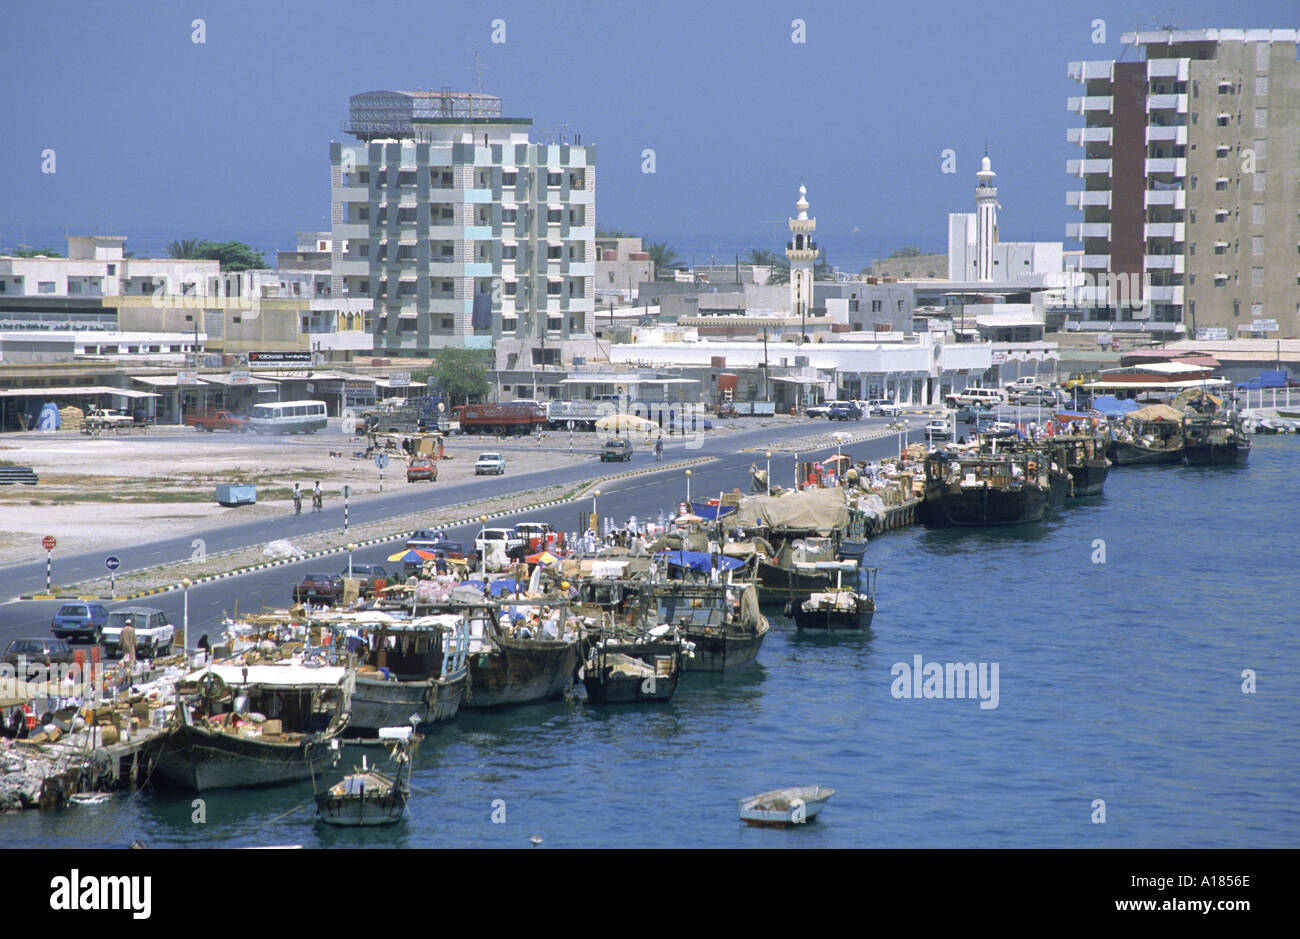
<box><xmin>387</xmin><ymin>548</ymin><xmax>435</xmax><ymax>564</ymax></box>
<box><xmin>525</xmin><ymin>551</ymin><xmax>559</xmax><ymax>565</ymax></box>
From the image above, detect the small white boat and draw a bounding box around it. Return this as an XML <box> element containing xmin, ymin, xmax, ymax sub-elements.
<box><xmin>68</xmin><ymin>792</ymin><xmax>112</xmax><ymax>806</ymax></box>
<box><xmin>739</xmin><ymin>785</ymin><xmax>835</xmax><ymax>827</ymax></box>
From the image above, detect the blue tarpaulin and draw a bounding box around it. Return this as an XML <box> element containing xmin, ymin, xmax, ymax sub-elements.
<box><xmin>689</xmin><ymin>502</ymin><xmax>737</xmax><ymax>521</ymax></box>
<box><xmin>487</xmin><ymin>578</ymin><xmax>525</xmax><ymax>597</ymax></box>
<box><xmin>1090</xmin><ymin>395</ymin><xmax>1138</xmax><ymax>417</ymax></box>
<box><xmin>655</xmin><ymin>550</ymin><xmax>746</xmax><ymax>573</ymax></box>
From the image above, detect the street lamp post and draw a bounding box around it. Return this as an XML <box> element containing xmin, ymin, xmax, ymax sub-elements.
<box><xmin>181</xmin><ymin>578</ymin><xmax>191</xmax><ymax>656</ymax></box>
<box><xmin>347</xmin><ymin>543</ymin><xmax>356</xmax><ymax>580</ymax></box>
<box><xmin>685</xmin><ymin>470</ymin><xmax>692</xmax><ymax>507</ymax></box>
<box><xmin>765</xmin><ymin>451</ymin><xmax>772</xmax><ymax>495</ymax></box>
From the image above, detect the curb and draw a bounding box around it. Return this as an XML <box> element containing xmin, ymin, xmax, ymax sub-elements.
<box><xmin>18</xmin><ymin>455</ymin><xmax>718</xmax><ymax>603</ymax></box>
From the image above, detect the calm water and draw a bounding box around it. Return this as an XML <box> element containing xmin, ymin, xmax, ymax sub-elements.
<box><xmin>5</xmin><ymin>438</ymin><xmax>1298</xmax><ymax>848</ymax></box>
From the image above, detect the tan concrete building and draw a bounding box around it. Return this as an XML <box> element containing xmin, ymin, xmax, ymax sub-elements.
<box><xmin>1067</xmin><ymin>28</ymin><xmax>1300</xmax><ymax>340</ymax></box>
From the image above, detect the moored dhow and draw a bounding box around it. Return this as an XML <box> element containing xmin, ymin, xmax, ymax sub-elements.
<box><xmin>919</xmin><ymin>450</ymin><xmax>1049</xmax><ymax>527</ymax></box>
<box><xmin>452</xmin><ymin>602</ymin><xmax>581</xmax><ymax>708</ymax></box>
<box><xmin>790</xmin><ymin>562</ymin><xmax>877</xmax><ymax>632</ymax></box>
<box><xmin>1183</xmin><ymin>414</ymin><xmax>1251</xmax><ymax>465</ymax></box>
<box><xmin>155</xmin><ymin>663</ymin><xmax>351</xmax><ymax>792</ymax></box>
<box><xmin>1109</xmin><ymin>405</ymin><xmax>1185</xmax><ymax>466</ymax></box>
<box><xmin>347</xmin><ymin>615</ymin><xmax>468</xmax><ymax>734</ymax></box>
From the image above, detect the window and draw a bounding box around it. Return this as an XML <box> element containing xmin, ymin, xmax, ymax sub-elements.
<box><xmin>547</xmin><ymin>281</ymin><xmax>561</xmax><ymax>295</ymax></box>
<box><xmin>502</xmin><ymin>208</ymin><xmax>517</xmax><ymax>222</ymax></box>
<box><xmin>1216</xmin><ymin>178</ymin><xmax>1227</xmax><ymax>191</ymax></box>
<box><xmin>547</xmin><ymin>245</ymin><xmax>561</xmax><ymax>260</ymax></box>
<box><xmin>871</xmin><ymin>300</ymin><xmax>882</xmax><ymax>312</ymax></box>
<box><xmin>107</xmin><ymin>264</ymin><xmax>115</xmax><ymax>274</ymax></box>
<box><xmin>1189</xmin><ymin>210</ymin><xmax>1197</xmax><ymax>224</ymax></box>
<box><xmin>502</xmin><ymin>244</ymin><xmax>517</xmax><ymax>260</ymax></box>
<box><xmin>504</xmin><ymin>281</ymin><xmax>517</xmax><ymax>296</ymax></box>
<box><xmin>68</xmin><ymin>280</ymin><xmax>81</xmax><ymax>294</ymax></box>
<box><xmin>1217</xmin><ymin>114</ymin><xmax>1229</xmax><ymax>127</ymax></box>
<box><xmin>1254</xmin><ymin>171</ymin><xmax>1265</xmax><ymax>193</ymax></box>
<box><xmin>546</xmin><ymin>172</ymin><xmax>561</xmax><ymax>187</ymax></box>
<box><xmin>1253</xmin><ymin>139</ymin><xmax>1266</xmax><ymax>160</ymax></box>
<box><xmin>1256</xmin><ymin>77</ymin><xmax>1269</xmax><ymax>96</ymax></box>
<box><xmin>1252</xmin><ymin>267</ymin><xmax>1263</xmax><ymax>286</ymax></box>
<box><xmin>1254</xmin><ymin>108</ymin><xmax>1267</xmax><ymax>127</ymax></box>
<box><xmin>38</xmin><ymin>281</ymin><xmax>55</xmax><ymax>293</ymax></box>
<box><xmin>546</xmin><ymin>209</ymin><xmax>562</xmax><ymax>223</ymax></box>
<box><xmin>502</xmin><ymin>172</ymin><xmax>517</xmax><ymax>186</ymax></box>
<box><xmin>1255</xmin><ymin>42</ymin><xmax>1269</xmax><ymax>72</ymax></box>
<box><xmin>1253</xmin><ymin>204</ymin><xmax>1265</xmax><ymax>225</ymax></box>
<box><xmin>1216</xmin><ymin>144</ymin><xmax>1230</xmax><ymax>157</ymax></box>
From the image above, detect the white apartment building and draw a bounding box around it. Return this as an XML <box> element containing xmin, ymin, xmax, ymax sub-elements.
<box><xmin>330</xmin><ymin>90</ymin><xmax>596</xmax><ymax>358</ymax></box>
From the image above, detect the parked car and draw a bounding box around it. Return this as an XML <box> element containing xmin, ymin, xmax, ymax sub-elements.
<box><xmin>101</xmin><ymin>607</ymin><xmax>175</xmax><ymax>658</ymax></box>
<box><xmin>805</xmin><ymin>403</ymin><xmax>832</xmax><ymax>418</ymax></box>
<box><xmin>406</xmin><ymin>528</ymin><xmax>447</xmax><ymax>551</ymax></box>
<box><xmin>827</xmin><ymin>402</ymin><xmax>863</xmax><ymax>421</ymax></box>
<box><xmin>924</xmin><ymin>419</ymin><xmax>952</xmax><ymax>439</ymax></box>
<box><xmin>955</xmin><ymin>403</ymin><xmax>994</xmax><ymax>423</ymax></box>
<box><xmin>292</xmin><ymin>573</ymin><xmax>345</xmax><ymax>606</ymax></box>
<box><xmin>427</xmin><ymin>541</ymin><xmax>472</xmax><ymax>564</ymax></box>
<box><xmin>866</xmin><ymin>399</ymin><xmax>902</xmax><ymax>417</ymax></box>
<box><xmin>50</xmin><ymin>602</ymin><xmax>109</xmax><ymax>643</ymax></box>
<box><xmin>475</xmin><ymin>452</ymin><xmax>507</xmax><ymax>475</ymax></box>
<box><xmin>475</xmin><ymin>527</ymin><xmax>523</xmax><ymax>558</ymax></box>
<box><xmin>944</xmin><ymin>387</ymin><xmax>1005</xmax><ymax>408</ymax></box>
<box><xmin>406</xmin><ymin>457</ymin><xmax>438</xmax><ymax>482</ymax></box>
<box><xmin>1004</xmin><ymin>376</ymin><xmax>1045</xmax><ymax>394</ymax></box>
<box><xmin>600</xmin><ymin>438</ymin><xmax>634</xmax><ymax>461</ymax></box>
<box><xmin>184</xmin><ymin>409</ymin><xmax>249</xmax><ymax>433</ymax></box>
<box><xmin>3</xmin><ymin>637</ymin><xmax>75</xmax><ymax>670</ymax></box>
<box><xmin>342</xmin><ymin>563</ymin><xmax>391</xmax><ymax>597</ymax></box>
<box><xmin>1015</xmin><ymin>390</ymin><xmax>1063</xmax><ymax>408</ymax></box>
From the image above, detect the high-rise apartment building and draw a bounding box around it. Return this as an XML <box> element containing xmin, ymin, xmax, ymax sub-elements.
<box><xmin>330</xmin><ymin>90</ymin><xmax>595</xmax><ymax>356</ymax></box>
<box><xmin>1066</xmin><ymin>28</ymin><xmax>1300</xmax><ymax>340</ymax></box>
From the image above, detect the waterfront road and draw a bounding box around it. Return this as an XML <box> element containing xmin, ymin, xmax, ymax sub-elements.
<box><xmin>0</xmin><ymin>415</ymin><xmax>923</xmax><ymax>644</ymax></box>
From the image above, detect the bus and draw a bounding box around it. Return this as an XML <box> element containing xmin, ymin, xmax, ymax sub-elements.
<box><xmin>248</xmin><ymin>400</ymin><xmax>329</xmax><ymax>435</ymax></box>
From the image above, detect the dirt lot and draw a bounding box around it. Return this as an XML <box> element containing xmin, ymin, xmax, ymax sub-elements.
<box><xmin>0</xmin><ymin>424</ymin><xmax>601</xmax><ymax>565</ymax></box>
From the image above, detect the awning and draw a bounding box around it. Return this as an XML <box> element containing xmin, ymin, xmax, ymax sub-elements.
<box><xmin>770</xmin><ymin>376</ymin><xmax>823</xmax><ymax>385</ymax></box>
<box><xmin>0</xmin><ymin>385</ymin><xmax>159</xmax><ymax>399</ymax></box>
<box><xmin>201</xmin><ymin>374</ymin><xmax>276</xmax><ymax>387</ymax></box>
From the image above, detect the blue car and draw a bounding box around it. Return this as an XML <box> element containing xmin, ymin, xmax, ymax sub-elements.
<box><xmin>51</xmin><ymin>602</ymin><xmax>109</xmax><ymax>643</ymax></box>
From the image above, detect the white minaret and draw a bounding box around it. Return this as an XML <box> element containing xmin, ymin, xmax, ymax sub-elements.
<box><xmin>974</xmin><ymin>153</ymin><xmax>999</xmax><ymax>282</ymax></box>
<box><xmin>786</xmin><ymin>184</ymin><xmax>817</xmax><ymax>338</ymax></box>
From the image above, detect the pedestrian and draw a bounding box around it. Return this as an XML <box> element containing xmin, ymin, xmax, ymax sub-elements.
<box><xmin>292</xmin><ymin>483</ymin><xmax>302</xmax><ymax>515</ymax></box>
<box><xmin>119</xmin><ymin>619</ymin><xmax>137</xmax><ymax>675</ymax></box>
<box><xmin>312</xmin><ymin>481</ymin><xmax>322</xmax><ymax>512</ymax></box>
<box><xmin>654</xmin><ymin>435</ymin><xmax>663</xmax><ymax>462</ymax></box>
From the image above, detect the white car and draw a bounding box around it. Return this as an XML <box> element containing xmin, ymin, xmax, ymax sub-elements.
<box><xmin>101</xmin><ymin>607</ymin><xmax>175</xmax><ymax>658</ymax></box>
<box><xmin>475</xmin><ymin>452</ymin><xmax>506</xmax><ymax>475</ymax></box>
<box><xmin>475</xmin><ymin>527</ymin><xmax>522</xmax><ymax>556</ymax></box>
<box><xmin>924</xmin><ymin>419</ymin><xmax>951</xmax><ymax>439</ymax></box>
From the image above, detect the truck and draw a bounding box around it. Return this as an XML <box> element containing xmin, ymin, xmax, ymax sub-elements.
<box><xmin>360</xmin><ymin>395</ymin><xmax>449</xmax><ymax>435</ymax></box>
<box><xmin>727</xmin><ymin>401</ymin><xmax>778</xmax><ymax>417</ymax></box>
<box><xmin>185</xmin><ymin>409</ymin><xmax>249</xmax><ymax>432</ymax></box>
<box><xmin>453</xmin><ymin>402</ymin><xmax>547</xmax><ymax>436</ymax></box>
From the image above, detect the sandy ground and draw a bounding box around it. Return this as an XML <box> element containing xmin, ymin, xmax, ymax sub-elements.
<box><xmin>0</xmin><ymin>423</ymin><xmax>604</xmax><ymax>565</ymax></box>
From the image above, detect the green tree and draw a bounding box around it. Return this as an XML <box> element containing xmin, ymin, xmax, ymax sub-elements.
<box><xmin>186</xmin><ymin>240</ymin><xmax>266</xmax><ymax>271</ymax></box>
<box><xmin>646</xmin><ymin>241</ymin><xmax>681</xmax><ymax>279</ymax></box>
<box><xmin>757</xmin><ymin>249</ymin><xmax>832</xmax><ymax>284</ymax></box>
<box><xmin>10</xmin><ymin>246</ymin><xmax>62</xmax><ymax>258</ymax></box>
<box><xmin>427</xmin><ymin>348</ymin><xmax>490</xmax><ymax>405</ymax></box>
<box><xmin>168</xmin><ymin>238</ymin><xmax>201</xmax><ymax>259</ymax></box>
<box><xmin>596</xmin><ymin>228</ymin><xmax>636</xmax><ymax>238</ymax></box>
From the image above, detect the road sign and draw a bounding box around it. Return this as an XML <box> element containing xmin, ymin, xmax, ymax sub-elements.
<box><xmin>374</xmin><ymin>453</ymin><xmax>389</xmax><ymax>470</ymax></box>
<box><xmin>105</xmin><ymin>555</ymin><xmax>120</xmax><ymax>571</ymax></box>
<box><xmin>42</xmin><ymin>535</ymin><xmax>57</xmax><ymax>551</ymax></box>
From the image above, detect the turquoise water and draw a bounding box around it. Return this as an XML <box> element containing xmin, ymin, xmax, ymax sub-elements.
<box><xmin>4</xmin><ymin>438</ymin><xmax>1298</xmax><ymax>848</ymax></box>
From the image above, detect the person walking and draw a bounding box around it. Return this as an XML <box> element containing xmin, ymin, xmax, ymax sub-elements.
<box><xmin>654</xmin><ymin>435</ymin><xmax>664</xmax><ymax>462</ymax></box>
<box><xmin>312</xmin><ymin>480</ymin><xmax>322</xmax><ymax>512</ymax></box>
<box><xmin>292</xmin><ymin>483</ymin><xmax>302</xmax><ymax>515</ymax></box>
<box><xmin>118</xmin><ymin>619</ymin><xmax>137</xmax><ymax>677</ymax></box>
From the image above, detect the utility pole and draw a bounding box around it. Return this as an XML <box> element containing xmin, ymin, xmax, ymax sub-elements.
<box><xmin>762</xmin><ymin>327</ymin><xmax>769</xmax><ymax>401</ymax></box>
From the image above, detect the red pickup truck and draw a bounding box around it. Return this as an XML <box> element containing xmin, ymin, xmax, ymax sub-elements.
<box><xmin>185</xmin><ymin>410</ymin><xmax>249</xmax><ymax>432</ymax></box>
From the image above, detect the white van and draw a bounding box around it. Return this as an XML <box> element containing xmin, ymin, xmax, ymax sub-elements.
<box><xmin>944</xmin><ymin>387</ymin><xmax>1005</xmax><ymax>407</ymax></box>
<box><xmin>249</xmin><ymin>400</ymin><xmax>329</xmax><ymax>435</ymax></box>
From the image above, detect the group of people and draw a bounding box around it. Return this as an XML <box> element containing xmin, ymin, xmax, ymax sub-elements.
<box><xmin>291</xmin><ymin>482</ymin><xmax>324</xmax><ymax>515</ymax></box>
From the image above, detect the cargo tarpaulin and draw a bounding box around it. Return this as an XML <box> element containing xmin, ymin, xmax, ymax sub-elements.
<box><xmin>732</xmin><ymin>488</ymin><xmax>849</xmax><ymax>535</ymax></box>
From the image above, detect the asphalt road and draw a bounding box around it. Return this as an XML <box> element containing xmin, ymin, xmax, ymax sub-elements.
<box><xmin>0</xmin><ymin>414</ymin><xmax>920</xmax><ymax>648</ymax></box>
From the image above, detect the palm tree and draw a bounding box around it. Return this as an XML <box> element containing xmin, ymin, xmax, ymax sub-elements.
<box><xmin>168</xmin><ymin>238</ymin><xmax>200</xmax><ymax>259</ymax></box>
<box><xmin>647</xmin><ymin>241</ymin><xmax>680</xmax><ymax>279</ymax></box>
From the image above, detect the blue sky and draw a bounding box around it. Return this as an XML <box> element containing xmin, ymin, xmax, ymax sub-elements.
<box><xmin>2</xmin><ymin>0</ymin><xmax>1296</xmax><ymax>270</ymax></box>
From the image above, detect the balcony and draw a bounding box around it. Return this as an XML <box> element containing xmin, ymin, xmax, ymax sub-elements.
<box><xmin>1067</xmin><ymin>61</ymin><xmax>1114</xmax><ymax>82</ymax></box>
<box><xmin>1066</xmin><ymin>222</ymin><xmax>1111</xmax><ymax>240</ymax></box>
<box><xmin>1145</xmin><ymin>189</ymin><xmax>1185</xmax><ymax>209</ymax></box>
<box><xmin>1066</xmin><ymin>158</ymin><xmax>1112</xmax><ymax>176</ymax></box>
<box><xmin>1145</xmin><ymin>157</ymin><xmax>1186</xmax><ymax>176</ymax></box>
<box><xmin>1067</xmin><ymin>190</ymin><xmax>1111</xmax><ymax>208</ymax></box>
<box><xmin>1145</xmin><ymin>255</ymin><xmax>1185</xmax><ymax>273</ymax></box>
<box><xmin>1146</xmin><ymin>94</ymin><xmax>1189</xmax><ymax>113</ymax></box>
<box><xmin>1067</xmin><ymin>96</ymin><xmax>1113</xmax><ymax>114</ymax></box>
<box><xmin>1147</xmin><ymin>285</ymin><xmax>1184</xmax><ymax>303</ymax></box>
<box><xmin>1064</xmin><ymin>254</ymin><xmax>1111</xmax><ymax>271</ymax></box>
<box><xmin>1067</xmin><ymin>126</ymin><xmax>1113</xmax><ymax>146</ymax></box>
<box><xmin>1144</xmin><ymin>222</ymin><xmax>1185</xmax><ymax>240</ymax></box>
<box><xmin>1146</xmin><ymin>125</ymin><xmax>1187</xmax><ymax>144</ymax></box>
<box><xmin>1147</xmin><ymin>58</ymin><xmax>1189</xmax><ymax>81</ymax></box>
